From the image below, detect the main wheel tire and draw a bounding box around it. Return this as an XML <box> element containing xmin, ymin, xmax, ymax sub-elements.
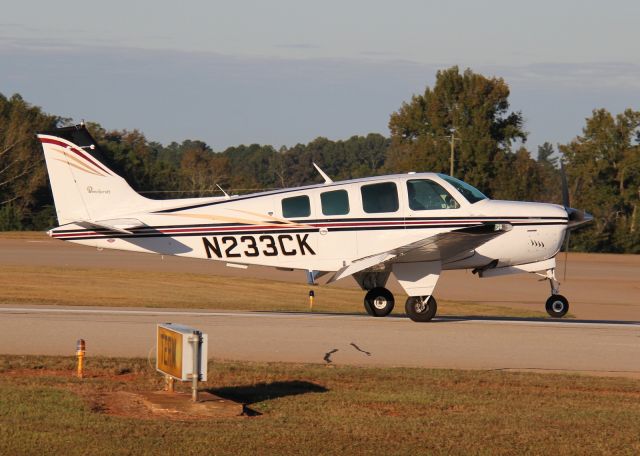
<box><xmin>405</xmin><ymin>296</ymin><xmax>437</xmax><ymax>322</ymax></box>
<box><xmin>363</xmin><ymin>300</ymin><xmax>375</xmax><ymax>316</ymax></box>
<box><xmin>363</xmin><ymin>287</ymin><xmax>395</xmax><ymax>317</ymax></box>
<box><xmin>545</xmin><ymin>294</ymin><xmax>569</xmax><ymax>318</ymax></box>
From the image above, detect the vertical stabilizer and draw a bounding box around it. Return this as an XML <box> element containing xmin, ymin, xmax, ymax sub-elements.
<box><xmin>37</xmin><ymin>124</ymin><xmax>149</xmax><ymax>225</ymax></box>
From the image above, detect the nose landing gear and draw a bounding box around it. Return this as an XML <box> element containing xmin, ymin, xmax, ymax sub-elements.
<box><xmin>542</xmin><ymin>268</ymin><xmax>569</xmax><ymax>318</ymax></box>
<box><xmin>545</xmin><ymin>295</ymin><xmax>569</xmax><ymax>318</ymax></box>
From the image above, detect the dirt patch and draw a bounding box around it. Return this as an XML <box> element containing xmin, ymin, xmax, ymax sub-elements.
<box><xmin>87</xmin><ymin>391</ymin><xmax>245</xmax><ymax>420</ymax></box>
<box><xmin>0</xmin><ymin>367</ymin><xmax>245</xmax><ymax>420</ymax></box>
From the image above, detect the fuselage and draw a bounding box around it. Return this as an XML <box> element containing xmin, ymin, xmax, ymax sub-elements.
<box><xmin>49</xmin><ymin>172</ymin><xmax>568</xmax><ymax>274</ymax></box>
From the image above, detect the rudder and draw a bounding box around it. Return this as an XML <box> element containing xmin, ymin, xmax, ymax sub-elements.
<box><xmin>37</xmin><ymin>124</ymin><xmax>149</xmax><ymax>225</ymax></box>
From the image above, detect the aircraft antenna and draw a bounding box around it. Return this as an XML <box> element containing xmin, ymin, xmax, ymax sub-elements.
<box><xmin>216</xmin><ymin>184</ymin><xmax>231</xmax><ymax>199</ymax></box>
<box><xmin>312</xmin><ymin>163</ymin><xmax>333</xmax><ymax>184</ymax></box>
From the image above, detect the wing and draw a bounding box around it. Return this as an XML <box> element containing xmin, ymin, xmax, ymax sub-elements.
<box><xmin>327</xmin><ymin>223</ymin><xmax>511</xmax><ymax>283</ymax></box>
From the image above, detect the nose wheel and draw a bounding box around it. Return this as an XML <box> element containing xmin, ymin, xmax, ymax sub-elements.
<box><xmin>364</xmin><ymin>287</ymin><xmax>395</xmax><ymax>317</ymax></box>
<box><xmin>545</xmin><ymin>294</ymin><xmax>569</xmax><ymax>318</ymax></box>
<box><xmin>541</xmin><ymin>267</ymin><xmax>569</xmax><ymax>318</ymax></box>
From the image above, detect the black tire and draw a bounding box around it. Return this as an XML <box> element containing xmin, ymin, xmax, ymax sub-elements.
<box><xmin>363</xmin><ymin>300</ymin><xmax>375</xmax><ymax>316</ymax></box>
<box><xmin>545</xmin><ymin>295</ymin><xmax>569</xmax><ymax>318</ymax></box>
<box><xmin>405</xmin><ymin>296</ymin><xmax>437</xmax><ymax>322</ymax></box>
<box><xmin>363</xmin><ymin>287</ymin><xmax>395</xmax><ymax>317</ymax></box>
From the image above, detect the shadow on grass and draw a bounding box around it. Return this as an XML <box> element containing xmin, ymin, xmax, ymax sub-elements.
<box><xmin>207</xmin><ymin>380</ymin><xmax>328</xmax><ymax>415</ymax></box>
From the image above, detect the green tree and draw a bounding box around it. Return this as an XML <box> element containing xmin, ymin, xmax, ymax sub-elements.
<box><xmin>386</xmin><ymin>66</ymin><xmax>526</xmax><ymax>196</ymax></box>
<box><xmin>536</xmin><ymin>142</ymin><xmax>562</xmax><ymax>204</ymax></box>
<box><xmin>179</xmin><ymin>141</ymin><xmax>230</xmax><ymax>197</ymax></box>
<box><xmin>492</xmin><ymin>147</ymin><xmax>544</xmax><ymax>201</ymax></box>
<box><xmin>222</xmin><ymin>144</ymin><xmax>279</xmax><ymax>191</ymax></box>
<box><xmin>0</xmin><ymin>93</ymin><xmax>61</xmax><ymax>229</ymax></box>
<box><xmin>560</xmin><ymin>109</ymin><xmax>640</xmax><ymax>252</ymax></box>
<box><xmin>537</xmin><ymin>142</ymin><xmax>558</xmax><ymax>167</ymax></box>
<box><xmin>280</xmin><ymin>134</ymin><xmax>389</xmax><ymax>186</ymax></box>
<box><xmin>85</xmin><ymin>124</ymin><xmax>182</xmax><ymax>199</ymax></box>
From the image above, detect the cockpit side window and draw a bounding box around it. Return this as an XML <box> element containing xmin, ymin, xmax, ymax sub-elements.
<box><xmin>407</xmin><ymin>179</ymin><xmax>460</xmax><ymax>210</ymax></box>
<box><xmin>438</xmin><ymin>174</ymin><xmax>488</xmax><ymax>204</ymax></box>
<box><xmin>361</xmin><ymin>182</ymin><xmax>399</xmax><ymax>213</ymax></box>
<box><xmin>282</xmin><ymin>195</ymin><xmax>311</xmax><ymax>218</ymax></box>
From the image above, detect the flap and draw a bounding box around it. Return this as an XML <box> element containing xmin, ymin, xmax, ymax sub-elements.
<box><xmin>328</xmin><ymin>223</ymin><xmax>510</xmax><ymax>283</ymax></box>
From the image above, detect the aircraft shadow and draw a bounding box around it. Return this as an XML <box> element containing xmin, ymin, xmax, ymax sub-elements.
<box><xmin>119</xmin><ymin>227</ymin><xmax>193</xmax><ymax>254</ymax></box>
<box><xmin>435</xmin><ymin>315</ymin><xmax>640</xmax><ymax>325</ymax></box>
<box><xmin>251</xmin><ymin>310</ymin><xmax>639</xmax><ymax>325</ymax></box>
<box><xmin>206</xmin><ymin>380</ymin><xmax>328</xmax><ymax>416</ymax></box>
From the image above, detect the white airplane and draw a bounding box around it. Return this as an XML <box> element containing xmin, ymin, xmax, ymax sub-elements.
<box><xmin>38</xmin><ymin>124</ymin><xmax>592</xmax><ymax>322</ymax></box>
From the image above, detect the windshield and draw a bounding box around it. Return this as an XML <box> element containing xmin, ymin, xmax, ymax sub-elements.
<box><xmin>438</xmin><ymin>174</ymin><xmax>488</xmax><ymax>204</ymax></box>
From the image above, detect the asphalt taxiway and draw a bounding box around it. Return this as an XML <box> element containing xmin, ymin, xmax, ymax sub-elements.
<box><xmin>1</xmin><ymin>234</ymin><xmax>639</xmax><ymax>377</ymax></box>
<box><xmin>0</xmin><ymin>305</ymin><xmax>638</xmax><ymax>377</ymax></box>
<box><xmin>2</xmin><ymin>235</ymin><xmax>639</xmax><ymax>320</ymax></box>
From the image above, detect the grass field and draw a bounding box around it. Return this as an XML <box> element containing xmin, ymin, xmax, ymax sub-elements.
<box><xmin>0</xmin><ymin>355</ymin><xmax>639</xmax><ymax>455</ymax></box>
<box><xmin>0</xmin><ymin>264</ymin><xmax>550</xmax><ymax>318</ymax></box>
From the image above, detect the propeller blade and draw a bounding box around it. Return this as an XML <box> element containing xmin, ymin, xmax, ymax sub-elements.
<box><xmin>563</xmin><ymin>230</ymin><xmax>570</xmax><ymax>281</ymax></box>
<box><xmin>566</xmin><ymin>208</ymin><xmax>594</xmax><ymax>229</ymax></box>
<box><xmin>560</xmin><ymin>161</ymin><xmax>570</xmax><ymax>208</ymax></box>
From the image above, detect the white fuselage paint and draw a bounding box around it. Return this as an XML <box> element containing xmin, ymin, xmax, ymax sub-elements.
<box><xmin>49</xmin><ymin>173</ymin><xmax>568</xmax><ymax>273</ymax></box>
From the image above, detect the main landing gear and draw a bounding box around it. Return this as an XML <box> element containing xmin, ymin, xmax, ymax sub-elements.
<box><xmin>363</xmin><ymin>287</ymin><xmax>395</xmax><ymax>317</ymax></box>
<box><xmin>405</xmin><ymin>296</ymin><xmax>437</xmax><ymax>322</ymax></box>
<box><xmin>362</xmin><ymin>288</ymin><xmax>439</xmax><ymax>322</ymax></box>
<box><xmin>542</xmin><ymin>268</ymin><xmax>569</xmax><ymax>318</ymax></box>
<box><xmin>357</xmin><ymin>268</ymin><xmax>441</xmax><ymax>322</ymax></box>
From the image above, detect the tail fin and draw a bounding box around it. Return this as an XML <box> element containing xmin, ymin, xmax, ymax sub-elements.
<box><xmin>37</xmin><ymin>124</ymin><xmax>149</xmax><ymax>225</ymax></box>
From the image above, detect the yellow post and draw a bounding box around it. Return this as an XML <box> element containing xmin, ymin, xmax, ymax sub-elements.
<box><xmin>165</xmin><ymin>375</ymin><xmax>175</xmax><ymax>393</ymax></box>
<box><xmin>76</xmin><ymin>339</ymin><xmax>85</xmax><ymax>379</ymax></box>
<box><xmin>309</xmin><ymin>290</ymin><xmax>315</xmax><ymax>311</ymax></box>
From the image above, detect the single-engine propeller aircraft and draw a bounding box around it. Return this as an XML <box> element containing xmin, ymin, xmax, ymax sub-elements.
<box><xmin>38</xmin><ymin>124</ymin><xmax>592</xmax><ymax>322</ymax></box>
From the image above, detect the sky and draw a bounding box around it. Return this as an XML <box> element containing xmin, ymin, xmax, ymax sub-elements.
<box><xmin>1</xmin><ymin>0</ymin><xmax>638</xmax><ymax>154</ymax></box>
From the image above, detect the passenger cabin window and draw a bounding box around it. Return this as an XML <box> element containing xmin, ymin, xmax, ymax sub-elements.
<box><xmin>361</xmin><ymin>182</ymin><xmax>399</xmax><ymax>213</ymax></box>
<box><xmin>407</xmin><ymin>179</ymin><xmax>460</xmax><ymax>210</ymax></box>
<box><xmin>282</xmin><ymin>195</ymin><xmax>311</xmax><ymax>218</ymax></box>
<box><xmin>321</xmin><ymin>190</ymin><xmax>349</xmax><ymax>216</ymax></box>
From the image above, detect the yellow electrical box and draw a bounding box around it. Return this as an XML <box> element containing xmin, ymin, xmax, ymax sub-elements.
<box><xmin>156</xmin><ymin>323</ymin><xmax>208</xmax><ymax>381</ymax></box>
<box><xmin>157</xmin><ymin>325</ymin><xmax>183</xmax><ymax>379</ymax></box>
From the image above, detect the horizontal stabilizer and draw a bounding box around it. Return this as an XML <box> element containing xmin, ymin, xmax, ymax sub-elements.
<box><xmin>76</xmin><ymin>218</ymin><xmax>146</xmax><ymax>234</ymax></box>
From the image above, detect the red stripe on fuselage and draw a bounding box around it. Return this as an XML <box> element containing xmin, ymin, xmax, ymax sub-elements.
<box><xmin>50</xmin><ymin>220</ymin><xmax>486</xmax><ymax>239</ymax></box>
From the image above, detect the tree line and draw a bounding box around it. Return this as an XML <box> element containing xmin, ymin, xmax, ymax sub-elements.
<box><xmin>1</xmin><ymin>66</ymin><xmax>638</xmax><ymax>252</ymax></box>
